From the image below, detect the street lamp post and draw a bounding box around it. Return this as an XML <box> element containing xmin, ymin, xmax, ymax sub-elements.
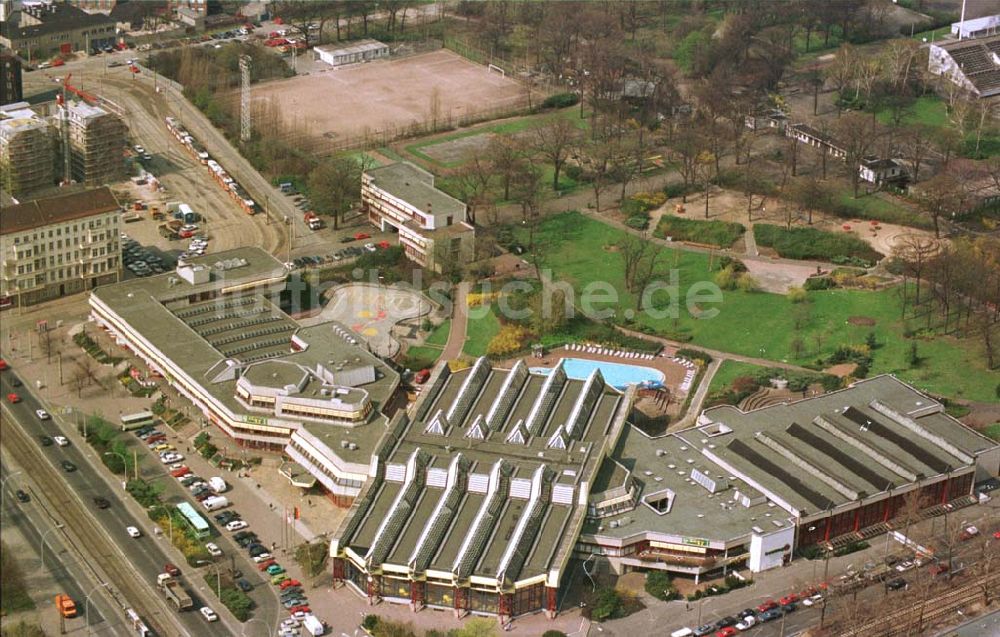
<box><xmin>85</xmin><ymin>582</ymin><xmax>111</xmax><ymax>636</ymax></box>
<box><xmin>197</xmin><ymin>560</ymin><xmax>221</xmax><ymax>599</ymax></box>
<box><xmin>1</xmin><ymin>470</ymin><xmax>24</xmax><ymax>512</ymax></box>
<box><xmin>148</xmin><ymin>505</ymin><xmax>173</xmax><ymax>543</ymax></box>
<box><xmin>103</xmin><ymin>451</ymin><xmax>132</xmax><ymax>482</ymax></box>
<box><xmin>40</xmin><ymin>523</ymin><xmax>66</xmax><ymax>567</ymax></box>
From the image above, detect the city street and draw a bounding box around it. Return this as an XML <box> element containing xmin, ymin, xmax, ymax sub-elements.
<box><xmin>0</xmin><ymin>367</ymin><xmax>233</xmax><ymax>637</ymax></box>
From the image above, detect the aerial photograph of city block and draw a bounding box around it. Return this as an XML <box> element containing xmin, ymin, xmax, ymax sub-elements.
<box><xmin>0</xmin><ymin>1</ymin><xmax>998</xmax><ymax>636</ymax></box>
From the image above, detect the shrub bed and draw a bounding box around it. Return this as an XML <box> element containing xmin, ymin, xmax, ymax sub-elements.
<box><xmin>753</xmin><ymin>224</ymin><xmax>882</xmax><ymax>265</ymax></box>
<box><xmin>654</xmin><ymin>216</ymin><xmax>745</xmax><ymax>248</ymax></box>
<box><xmin>203</xmin><ymin>574</ymin><xmax>255</xmax><ymax>621</ymax></box>
<box><xmin>686</xmin><ymin>575</ymin><xmax>753</xmax><ymax>601</ymax></box>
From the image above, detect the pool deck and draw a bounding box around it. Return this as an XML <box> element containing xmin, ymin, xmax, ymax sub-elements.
<box><xmin>502</xmin><ymin>345</ymin><xmax>693</xmax><ymax>396</ymax></box>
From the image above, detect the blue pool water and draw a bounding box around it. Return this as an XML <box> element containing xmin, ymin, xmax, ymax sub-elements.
<box><xmin>531</xmin><ymin>358</ymin><xmax>665</xmax><ymax>390</ymax></box>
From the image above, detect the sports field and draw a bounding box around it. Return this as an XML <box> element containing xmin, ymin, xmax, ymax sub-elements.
<box><xmin>253</xmin><ymin>49</ymin><xmax>525</xmax><ymax>142</ymax></box>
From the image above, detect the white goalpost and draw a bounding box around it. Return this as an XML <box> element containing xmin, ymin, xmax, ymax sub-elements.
<box><xmin>487</xmin><ymin>63</ymin><xmax>505</xmax><ymax>78</ymax></box>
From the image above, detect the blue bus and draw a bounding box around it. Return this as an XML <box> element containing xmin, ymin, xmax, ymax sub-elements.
<box><xmin>176</xmin><ymin>502</ymin><xmax>210</xmax><ymax>538</ymax></box>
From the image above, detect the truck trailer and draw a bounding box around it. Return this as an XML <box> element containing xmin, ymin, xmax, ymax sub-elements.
<box><xmin>156</xmin><ymin>573</ymin><xmax>193</xmax><ymax>611</ymax></box>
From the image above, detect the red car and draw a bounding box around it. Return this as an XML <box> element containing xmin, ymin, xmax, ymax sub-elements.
<box><xmin>6</xmin><ymin>392</ymin><xmax>20</xmax><ymax>403</ymax></box>
<box><xmin>353</xmin><ymin>232</ymin><xmax>370</xmax><ymax>240</ymax></box>
<box><xmin>279</xmin><ymin>579</ymin><xmax>301</xmax><ymax>590</ymax></box>
<box><xmin>170</xmin><ymin>466</ymin><xmax>190</xmax><ymax>478</ymax></box>
<box><xmin>994</xmin><ymin>531</ymin><xmax>1000</xmax><ymax>540</ymax></box>
<box><xmin>779</xmin><ymin>594</ymin><xmax>799</xmax><ymax>606</ymax></box>
<box><xmin>930</xmin><ymin>563</ymin><xmax>949</xmax><ymax>576</ymax></box>
<box><xmin>757</xmin><ymin>600</ymin><xmax>778</xmax><ymax>613</ymax></box>
<box><xmin>288</xmin><ymin>605</ymin><xmax>310</xmax><ymax>615</ymax></box>
<box><xmin>377</xmin><ymin>240</ymin><xmax>391</xmax><ymax>249</ymax></box>
<box><xmin>715</xmin><ymin>628</ymin><xmax>738</xmax><ymax>637</ymax></box>
<box><xmin>258</xmin><ymin>559</ymin><xmax>278</xmax><ymax>571</ymax></box>
<box><xmin>414</xmin><ymin>369</ymin><xmax>431</xmax><ymax>384</ymax></box>
<box><xmin>164</xmin><ymin>563</ymin><xmax>180</xmax><ymax>577</ymax></box>
<box><xmin>0</xmin><ymin>358</ymin><xmax>8</xmax><ymax>370</ymax></box>
<box><xmin>146</xmin><ymin>435</ymin><xmax>167</xmax><ymax>445</ymax></box>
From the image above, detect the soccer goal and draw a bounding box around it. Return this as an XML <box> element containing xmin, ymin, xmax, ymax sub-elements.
<box><xmin>487</xmin><ymin>63</ymin><xmax>505</xmax><ymax>78</ymax></box>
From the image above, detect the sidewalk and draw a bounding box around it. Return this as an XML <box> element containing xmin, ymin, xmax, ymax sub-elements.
<box><xmin>440</xmin><ymin>281</ymin><xmax>470</xmax><ymax>361</ymax></box>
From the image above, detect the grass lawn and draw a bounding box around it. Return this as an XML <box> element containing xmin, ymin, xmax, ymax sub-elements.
<box><xmin>873</xmin><ymin>94</ymin><xmax>1000</xmax><ymax>159</ymax></box>
<box><xmin>836</xmin><ymin>189</ymin><xmax>931</xmax><ymax>229</ymax></box>
<box><xmin>404</xmin><ymin>107</ymin><xmax>587</xmax><ymax>169</ymax></box>
<box><xmin>402</xmin><ymin>345</ymin><xmax>443</xmax><ymax>370</ymax></box>
<box><xmin>707</xmin><ymin>360</ymin><xmax>765</xmax><ymax>395</ymax></box>
<box><xmin>513</xmin><ymin>211</ymin><xmax>998</xmax><ymax>401</ymax></box>
<box><xmin>463</xmin><ymin>305</ymin><xmax>501</xmax><ymax>357</ymax></box>
<box><xmin>424</xmin><ymin>319</ymin><xmax>451</xmax><ymax>347</ymax></box>
<box><xmin>983</xmin><ymin>424</ymin><xmax>1000</xmax><ymax>442</ymax></box>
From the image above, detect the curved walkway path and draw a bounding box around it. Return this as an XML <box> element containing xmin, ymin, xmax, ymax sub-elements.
<box><xmin>440</xmin><ymin>281</ymin><xmax>470</xmax><ymax>361</ymax></box>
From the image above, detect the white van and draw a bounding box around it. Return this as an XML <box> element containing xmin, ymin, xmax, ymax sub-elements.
<box><xmin>201</xmin><ymin>496</ymin><xmax>229</xmax><ymax>511</ymax></box>
<box><xmin>670</xmin><ymin>629</ymin><xmax>694</xmax><ymax>637</ymax></box>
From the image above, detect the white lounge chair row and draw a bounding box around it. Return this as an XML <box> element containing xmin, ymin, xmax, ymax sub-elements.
<box><xmin>565</xmin><ymin>343</ymin><xmax>657</xmax><ymax>360</ymax></box>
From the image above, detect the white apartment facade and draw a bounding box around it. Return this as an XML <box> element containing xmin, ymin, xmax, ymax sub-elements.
<box><xmin>1</xmin><ymin>186</ymin><xmax>121</xmax><ymax>308</ymax></box>
<box><xmin>361</xmin><ymin>162</ymin><xmax>474</xmax><ymax>271</ymax></box>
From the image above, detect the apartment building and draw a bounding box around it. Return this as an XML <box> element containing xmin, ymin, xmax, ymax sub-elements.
<box><xmin>361</xmin><ymin>162</ymin><xmax>474</xmax><ymax>272</ymax></box>
<box><xmin>0</xmin><ymin>102</ymin><xmax>55</xmax><ymax>198</ymax></box>
<box><xmin>0</xmin><ymin>186</ymin><xmax>121</xmax><ymax>308</ymax></box>
<box><xmin>66</xmin><ymin>100</ymin><xmax>126</xmax><ymax>186</ymax></box>
<box><xmin>0</xmin><ymin>2</ymin><xmax>117</xmax><ymax>58</ymax></box>
<box><xmin>0</xmin><ymin>51</ymin><xmax>22</xmax><ymax>105</ymax></box>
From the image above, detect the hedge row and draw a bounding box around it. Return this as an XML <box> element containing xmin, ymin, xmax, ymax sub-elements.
<box><xmin>753</xmin><ymin>224</ymin><xmax>882</xmax><ymax>265</ymax></box>
<box><xmin>654</xmin><ymin>216</ymin><xmax>745</xmax><ymax>248</ymax></box>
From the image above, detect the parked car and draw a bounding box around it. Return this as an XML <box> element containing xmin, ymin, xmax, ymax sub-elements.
<box><xmin>714</xmin><ymin>628</ymin><xmax>738</xmax><ymax>637</ymax></box>
<box><xmin>272</xmin><ymin>573</ymin><xmax>289</xmax><ymax>585</ymax></box>
<box><xmin>734</xmin><ymin>615</ymin><xmax>756</xmax><ymax>631</ymax></box>
<box><xmin>895</xmin><ymin>560</ymin><xmax>915</xmax><ymax>572</ymax></box>
<box><xmin>959</xmin><ymin>525</ymin><xmax>979</xmax><ymax>541</ymax></box>
<box><xmin>778</xmin><ymin>594</ymin><xmax>799</xmax><ymax>606</ymax></box>
<box><xmin>252</xmin><ymin>553</ymin><xmax>273</xmax><ymax>563</ymax></box>
<box><xmin>279</xmin><ymin>579</ymin><xmax>302</xmax><ymax>590</ymax></box>
<box><xmin>283</xmin><ymin>598</ymin><xmax>307</xmax><ymax>609</ymax></box>
<box><xmin>758</xmin><ymin>609</ymin><xmax>782</xmax><ymax>623</ymax></box>
<box><xmin>692</xmin><ymin>626</ymin><xmax>715</xmax><ymax>637</ymax></box>
<box><xmin>257</xmin><ymin>559</ymin><xmax>278</xmax><ymax>571</ymax></box>
<box><xmin>886</xmin><ymin>578</ymin><xmax>908</xmax><ymax>591</ymax></box>
<box><xmin>226</xmin><ymin>520</ymin><xmax>248</xmax><ymax>531</ymax></box>
<box><xmin>756</xmin><ymin>600</ymin><xmax>778</xmax><ymax>613</ymax></box>
<box><xmin>236</xmin><ymin>578</ymin><xmax>253</xmax><ymax>592</ymax></box>
<box><xmin>266</xmin><ymin>564</ymin><xmax>286</xmax><ymax>576</ymax></box>
<box><xmin>205</xmin><ymin>543</ymin><xmax>223</xmax><ymax>557</ymax></box>
<box><xmin>714</xmin><ymin>617</ymin><xmax>738</xmax><ymax>629</ymax></box>
<box><xmin>801</xmin><ymin>594</ymin><xmax>823</xmax><ymax>607</ymax></box>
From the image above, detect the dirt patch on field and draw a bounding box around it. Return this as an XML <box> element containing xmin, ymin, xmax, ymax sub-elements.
<box><xmin>418</xmin><ymin>132</ymin><xmax>493</xmax><ymax>165</ymax></box>
<box><xmin>848</xmin><ymin>316</ymin><xmax>877</xmax><ymax>326</ymax></box>
<box><xmin>825</xmin><ymin>363</ymin><xmax>858</xmax><ymax>377</ymax></box>
<box><xmin>252</xmin><ymin>49</ymin><xmax>525</xmax><ymax>143</ymax></box>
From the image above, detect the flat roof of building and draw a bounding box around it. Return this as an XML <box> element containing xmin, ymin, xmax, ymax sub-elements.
<box><xmin>315</xmin><ymin>39</ymin><xmax>388</xmax><ymax>56</ymax></box>
<box><xmin>365</xmin><ymin>162</ymin><xmax>466</xmax><ymax>219</ymax></box>
<box><xmin>91</xmin><ymin>248</ymin><xmax>399</xmax><ymax>446</ymax></box>
<box><xmin>0</xmin><ymin>187</ymin><xmax>120</xmax><ymax>235</ymax></box>
<box><xmin>585</xmin><ymin>375</ymin><xmax>995</xmax><ymax>546</ymax></box>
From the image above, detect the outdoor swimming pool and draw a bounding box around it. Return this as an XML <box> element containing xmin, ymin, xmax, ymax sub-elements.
<box><xmin>531</xmin><ymin>358</ymin><xmax>665</xmax><ymax>390</ymax></box>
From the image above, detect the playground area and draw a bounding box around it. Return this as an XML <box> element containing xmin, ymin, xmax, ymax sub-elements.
<box><xmin>251</xmin><ymin>49</ymin><xmax>526</xmax><ymax>143</ymax></box>
<box><xmin>300</xmin><ymin>283</ymin><xmax>433</xmax><ymax>358</ymax></box>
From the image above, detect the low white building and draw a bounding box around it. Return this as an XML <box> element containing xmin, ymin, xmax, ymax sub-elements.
<box><xmin>859</xmin><ymin>157</ymin><xmax>905</xmax><ymax>185</ymax></box>
<box><xmin>928</xmin><ymin>33</ymin><xmax>1000</xmax><ymax>99</ymax></box>
<box><xmin>314</xmin><ymin>39</ymin><xmax>388</xmax><ymax>67</ymax></box>
<box><xmin>950</xmin><ymin>14</ymin><xmax>1000</xmax><ymax>40</ymax></box>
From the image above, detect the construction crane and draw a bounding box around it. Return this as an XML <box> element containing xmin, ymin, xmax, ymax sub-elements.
<box><xmin>55</xmin><ymin>74</ymin><xmax>100</xmax><ymax>184</ymax></box>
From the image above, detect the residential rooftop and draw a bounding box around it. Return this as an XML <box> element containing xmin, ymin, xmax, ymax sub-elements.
<box><xmin>364</xmin><ymin>162</ymin><xmax>466</xmax><ymax>220</ymax></box>
<box><xmin>0</xmin><ymin>186</ymin><xmax>120</xmax><ymax>235</ymax></box>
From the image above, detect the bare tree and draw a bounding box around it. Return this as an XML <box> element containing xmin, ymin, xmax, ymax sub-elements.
<box><xmin>487</xmin><ymin>134</ymin><xmax>526</xmax><ymax>201</ymax></box>
<box><xmin>915</xmin><ymin>172</ymin><xmax>961</xmax><ymax>239</ymax></box>
<box><xmin>451</xmin><ymin>152</ymin><xmax>494</xmax><ymax>226</ymax></box>
<box><xmin>531</xmin><ymin>117</ymin><xmax>581</xmax><ymax>191</ymax></box>
<box><xmin>668</xmin><ymin>127</ymin><xmax>706</xmax><ymax>203</ymax></box>
<box><xmin>832</xmin><ymin>112</ymin><xmax>879</xmax><ymax>197</ymax></box>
